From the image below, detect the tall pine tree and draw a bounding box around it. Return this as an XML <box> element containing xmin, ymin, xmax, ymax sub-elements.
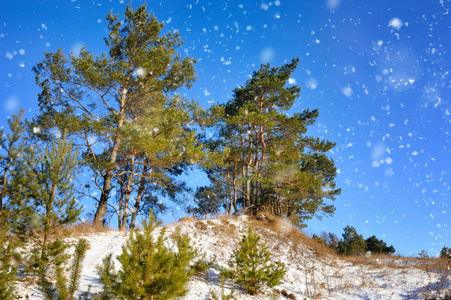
<box><xmin>201</xmin><ymin>59</ymin><xmax>340</xmax><ymax>227</ymax></box>
<box><xmin>32</xmin><ymin>3</ymin><xmax>199</xmax><ymax>228</ymax></box>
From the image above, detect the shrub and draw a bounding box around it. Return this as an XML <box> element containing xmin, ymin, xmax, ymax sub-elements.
<box><xmin>220</xmin><ymin>227</ymin><xmax>286</xmax><ymax>295</ymax></box>
<box><xmin>419</xmin><ymin>250</ymin><xmax>430</xmax><ymax>259</ymax></box>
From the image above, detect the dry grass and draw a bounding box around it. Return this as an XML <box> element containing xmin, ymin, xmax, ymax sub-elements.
<box><xmin>172</xmin><ymin>213</ymin><xmax>451</xmax><ymax>299</ymax></box>
<box><xmin>341</xmin><ymin>253</ymin><xmax>404</xmax><ymax>269</ymax></box>
<box><xmin>178</xmin><ymin>216</ymin><xmax>198</xmax><ymax>223</ymax></box>
<box><xmin>247</xmin><ymin>213</ymin><xmax>338</xmax><ymax>259</ymax></box>
<box><xmin>64</xmin><ymin>218</ymin><xmax>115</xmax><ymax>237</ymax></box>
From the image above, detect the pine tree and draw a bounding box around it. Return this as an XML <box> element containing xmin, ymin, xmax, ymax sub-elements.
<box><xmin>365</xmin><ymin>235</ymin><xmax>395</xmax><ymax>255</ymax></box>
<box><xmin>210</xmin><ymin>279</ymin><xmax>235</xmax><ymax>300</ymax></box>
<box><xmin>201</xmin><ymin>59</ymin><xmax>340</xmax><ymax>227</ymax></box>
<box><xmin>0</xmin><ymin>110</ymin><xmax>32</xmax><ymax>299</ymax></box>
<box><xmin>337</xmin><ymin>226</ymin><xmax>366</xmax><ymax>256</ymax></box>
<box><xmin>0</xmin><ymin>109</ymin><xmax>26</xmax><ymax>211</ymax></box>
<box><xmin>67</xmin><ymin>239</ymin><xmax>89</xmax><ymax>300</ymax></box>
<box><xmin>221</xmin><ymin>227</ymin><xmax>286</xmax><ymax>295</ymax></box>
<box><xmin>187</xmin><ymin>185</ymin><xmax>225</xmax><ymax>218</ymax></box>
<box><xmin>31</xmin><ymin>3</ymin><xmax>199</xmax><ymax>228</ymax></box>
<box><xmin>0</xmin><ymin>212</ymin><xmax>21</xmax><ymax>300</ymax></box>
<box><xmin>97</xmin><ymin>212</ymin><xmax>199</xmax><ymax>299</ymax></box>
<box><xmin>13</xmin><ymin>134</ymin><xmax>85</xmax><ymax>298</ymax></box>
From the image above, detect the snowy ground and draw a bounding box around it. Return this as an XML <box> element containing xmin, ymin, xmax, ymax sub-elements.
<box><xmin>14</xmin><ymin>215</ymin><xmax>451</xmax><ymax>299</ymax></box>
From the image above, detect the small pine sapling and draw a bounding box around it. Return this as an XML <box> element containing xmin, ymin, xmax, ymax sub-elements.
<box><xmin>97</xmin><ymin>212</ymin><xmax>200</xmax><ymax>299</ymax></box>
<box><xmin>34</xmin><ymin>238</ymin><xmax>89</xmax><ymax>300</ymax></box>
<box><xmin>67</xmin><ymin>239</ymin><xmax>89</xmax><ymax>300</ymax></box>
<box><xmin>210</xmin><ymin>279</ymin><xmax>235</xmax><ymax>300</ymax></box>
<box><xmin>220</xmin><ymin>227</ymin><xmax>286</xmax><ymax>295</ymax></box>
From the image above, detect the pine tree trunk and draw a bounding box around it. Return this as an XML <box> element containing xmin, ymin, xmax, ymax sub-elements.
<box><xmin>130</xmin><ymin>166</ymin><xmax>148</xmax><ymax>230</ymax></box>
<box><xmin>242</xmin><ymin>164</ymin><xmax>247</xmax><ymax>208</ymax></box>
<box><xmin>232</xmin><ymin>170</ymin><xmax>238</xmax><ymax>214</ymax></box>
<box><xmin>92</xmin><ymin>86</ymin><xmax>128</xmax><ymax>228</ymax></box>
<box><xmin>0</xmin><ymin>167</ymin><xmax>7</xmax><ymax>210</ymax></box>
<box><xmin>119</xmin><ymin>159</ymin><xmax>134</xmax><ymax>232</ymax></box>
<box><xmin>117</xmin><ymin>180</ymin><xmax>125</xmax><ymax>229</ymax></box>
<box><xmin>93</xmin><ymin>172</ymin><xmax>113</xmax><ymax>228</ymax></box>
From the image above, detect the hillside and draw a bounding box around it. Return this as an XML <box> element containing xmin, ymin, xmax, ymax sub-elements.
<box><xmin>14</xmin><ymin>215</ymin><xmax>450</xmax><ymax>299</ymax></box>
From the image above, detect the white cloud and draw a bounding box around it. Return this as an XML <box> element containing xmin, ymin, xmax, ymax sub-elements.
<box><xmin>288</xmin><ymin>78</ymin><xmax>296</xmax><ymax>85</ymax></box>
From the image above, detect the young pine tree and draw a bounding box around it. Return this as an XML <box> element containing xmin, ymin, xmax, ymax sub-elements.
<box><xmin>97</xmin><ymin>212</ymin><xmax>199</xmax><ymax>300</ymax></box>
<box><xmin>221</xmin><ymin>227</ymin><xmax>286</xmax><ymax>295</ymax></box>
<box><xmin>0</xmin><ymin>110</ymin><xmax>28</xmax><ymax>299</ymax></box>
<box><xmin>0</xmin><ymin>110</ymin><xmax>27</xmax><ymax>210</ymax></box>
<box><xmin>15</xmin><ymin>135</ymin><xmax>87</xmax><ymax>299</ymax></box>
<box><xmin>0</xmin><ymin>212</ymin><xmax>22</xmax><ymax>300</ymax></box>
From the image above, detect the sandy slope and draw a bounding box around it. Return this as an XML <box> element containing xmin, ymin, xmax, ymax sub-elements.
<box><xmin>14</xmin><ymin>215</ymin><xmax>450</xmax><ymax>299</ymax></box>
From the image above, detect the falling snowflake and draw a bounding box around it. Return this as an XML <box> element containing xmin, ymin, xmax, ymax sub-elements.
<box><xmin>388</xmin><ymin>18</ymin><xmax>403</xmax><ymax>30</ymax></box>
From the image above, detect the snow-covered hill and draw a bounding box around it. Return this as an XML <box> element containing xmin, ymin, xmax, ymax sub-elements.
<box><xmin>14</xmin><ymin>215</ymin><xmax>450</xmax><ymax>299</ymax></box>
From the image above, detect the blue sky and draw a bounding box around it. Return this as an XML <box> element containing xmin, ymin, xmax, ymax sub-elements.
<box><xmin>1</xmin><ymin>0</ymin><xmax>450</xmax><ymax>256</ymax></box>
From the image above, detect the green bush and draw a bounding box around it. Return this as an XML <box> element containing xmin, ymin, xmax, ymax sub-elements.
<box><xmin>220</xmin><ymin>227</ymin><xmax>286</xmax><ymax>295</ymax></box>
